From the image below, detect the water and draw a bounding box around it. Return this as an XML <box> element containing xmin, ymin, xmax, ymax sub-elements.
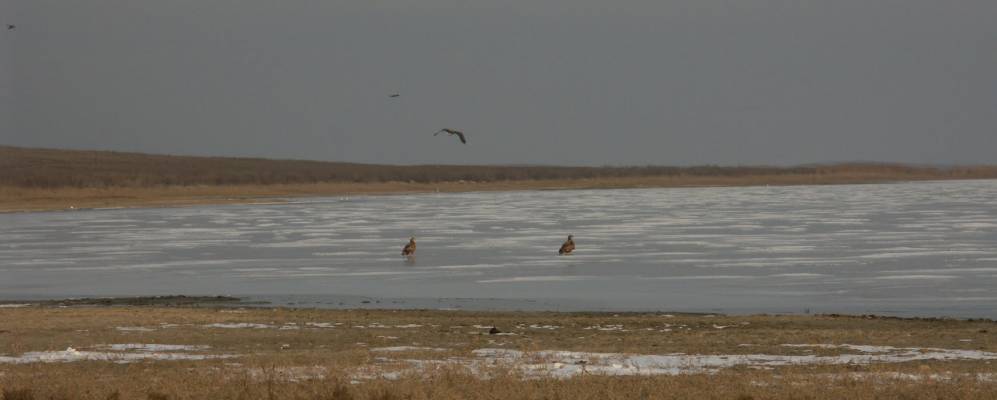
<box><xmin>2</xmin><ymin>180</ymin><xmax>997</xmax><ymax>317</ymax></box>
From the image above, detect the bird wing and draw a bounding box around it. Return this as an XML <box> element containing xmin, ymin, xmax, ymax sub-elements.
<box><xmin>433</xmin><ymin>130</ymin><xmax>444</xmax><ymax>136</ymax></box>
<box><xmin>456</xmin><ymin>132</ymin><xmax>466</xmax><ymax>144</ymax></box>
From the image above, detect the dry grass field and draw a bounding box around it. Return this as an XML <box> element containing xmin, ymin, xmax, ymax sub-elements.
<box><xmin>1</xmin><ymin>306</ymin><xmax>995</xmax><ymax>399</ymax></box>
<box><xmin>4</xmin><ymin>145</ymin><xmax>997</xmax><ymax>212</ymax></box>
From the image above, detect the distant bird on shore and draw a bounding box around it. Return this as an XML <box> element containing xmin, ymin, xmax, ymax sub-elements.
<box><xmin>434</xmin><ymin>128</ymin><xmax>466</xmax><ymax>144</ymax></box>
<box><xmin>401</xmin><ymin>237</ymin><xmax>416</xmax><ymax>256</ymax></box>
<box><xmin>6</xmin><ymin>25</ymin><xmax>15</xmax><ymax>31</ymax></box>
<box><xmin>558</xmin><ymin>235</ymin><xmax>575</xmax><ymax>255</ymax></box>
<box><xmin>388</xmin><ymin>93</ymin><xmax>400</xmax><ymax>98</ymax></box>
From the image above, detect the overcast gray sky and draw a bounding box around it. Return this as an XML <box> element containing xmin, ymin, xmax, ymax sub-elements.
<box><xmin>2</xmin><ymin>1</ymin><xmax>995</xmax><ymax>166</ymax></box>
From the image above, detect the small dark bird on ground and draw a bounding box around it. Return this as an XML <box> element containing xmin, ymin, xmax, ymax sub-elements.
<box><xmin>401</xmin><ymin>237</ymin><xmax>416</xmax><ymax>256</ymax></box>
<box><xmin>558</xmin><ymin>235</ymin><xmax>575</xmax><ymax>255</ymax></box>
<box><xmin>434</xmin><ymin>128</ymin><xmax>467</xmax><ymax>144</ymax></box>
<box><xmin>6</xmin><ymin>25</ymin><xmax>15</xmax><ymax>30</ymax></box>
<box><xmin>488</xmin><ymin>327</ymin><xmax>501</xmax><ymax>335</ymax></box>
<box><xmin>389</xmin><ymin>93</ymin><xmax>400</xmax><ymax>98</ymax></box>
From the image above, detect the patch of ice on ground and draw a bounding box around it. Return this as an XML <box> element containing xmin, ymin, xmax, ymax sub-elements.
<box><xmin>99</xmin><ymin>344</ymin><xmax>210</xmax><ymax>352</ymax></box>
<box><xmin>244</xmin><ymin>366</ymin><xmax>329</xmax><ymax>382</ymax></box>
<box><xmin>204</xmin><ymin>323</ymin><xmax>274</xmax><ymax>329</ymax></box>
<box><xmin>583</xmin><ymin>325</ymin><xmax>627</xmax><ymax>331</ymax></box>
<box><xmin>370</xmin><ymin>346</ymin><xmax>448</xmax><ymax>352</ymax></box>
<box><xmin>0</xmin><ymin>346</ymin><xmax>234</xmax><ymax>364</ymax></box>
<box><xmin>0</xmin><ymin>304</ymin><xmax>32</xmax><ymax>308</ymax></box>
<box><xmin>356</xmin><ymin>344</ymin><xmax>997</xmax><ymax>379</ymax></box>
<box><xmin>116</xmin><ymin>326</ymin><xmax>155</xmax><ymax>332</ymax></box>
<box><xmin>466</xmin><ymin>344</ymin><xmax>997</xmax><ymax>377</ymax></box>
<box><xmin>516</xmin><ymin>324</ymin><xmax>561</xmax><ymax>330</ymax></box>
<box><xmin>305</xmin><ymin>322</ymin><xmax>341</xmax><ymax>328</ymax></box>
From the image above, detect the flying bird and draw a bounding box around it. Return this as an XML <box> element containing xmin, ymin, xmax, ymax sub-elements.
<box><xmin>434</xmin><ymin>128</ymin><xmax>466</xmax><ymax>144</ymax></box>
<box><xmin>558</xmin><ymin>235</ymin><xmax>575</xmax><ymax>255</ymax></box>
<box><xmin>401</xmin><ymin>237</ymin><xmax>416</xmax><ymax>256</ymax></box>
<box><xmin>388</xmin><ymin>93</ymin><xmax>400</xmax><ymax>98</ymax></box>
<box><xmin>6</xmin><ymin>25</ymin><xmax>14</xmax><ymax>31</ymax></box>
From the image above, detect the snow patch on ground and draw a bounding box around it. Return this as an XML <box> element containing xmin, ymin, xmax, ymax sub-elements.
<box><xmin>355</xmin><ymin>344</ymin><xmax>997</xmax><ymax>379</ymax></box>
<box><xmin>370</xmin><ymin>346</ymin><xmax>448</xmax><ymax>352</ymax></box>
<box><xmin>305</xmin><ymin>322</ymin><xmax>341</xmax><ymax>328</ymax></box>
<box><xmin>244</xmin><ymin>366</ymin><xmax>329</xmax><ymax>382</ymax></box>
<box><xmin>98</xmin><ymin>344</ymin><xmax>210</xmax><ymax>352</ymax></box>
<box><xmin>517</xmin><ymin>324</ymin><xmax>561</xmax><ymax>330</ymax></box>
<box><xmin>583</xmin><ymin>324</ymin><xmax>627</xmax><ymax>332</ymax></box>
<box><xmin>0</xmin><ymin>345</ymin><xmax>234</xmax><ymax>364</ymax></box>
<box><xmin>116</xmin><ymin>326</ymin><xmax>155</xmax><ymax>332</ymax></box>
<box><xmin>204</xmin><ymin>323</ymin><xmax>274</xmax><ymax>329</ymax></box>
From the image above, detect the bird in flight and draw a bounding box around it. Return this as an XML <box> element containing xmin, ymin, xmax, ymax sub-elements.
<box><xmin>558</xmin><ymin>235</ymin><xmax>575</xmax><ymax>255</ymax></box>
<box><xmin>6</xmin><ymin>25</ymin><xmax>14</xmax><ymax>31</ymax></box>
<box><xmin>401</xmin><ymin>237</ymin><xmax>416</xmax><ymax>256</ymax></box>
<box><xmin>434</xmin><ymin>128</ymin><xmax>467</xmax><ymax>144</ymax></box>
<box><xmin>388</xmin><ymin>93</ymin><xmax>400</xmax><ymax>98</ymax></box>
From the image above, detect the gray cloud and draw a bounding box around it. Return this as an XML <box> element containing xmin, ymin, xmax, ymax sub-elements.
<box><xmin>3</xmin><ymin>1</ymin><xmax>996</xmax><ymax>165</ymax></box>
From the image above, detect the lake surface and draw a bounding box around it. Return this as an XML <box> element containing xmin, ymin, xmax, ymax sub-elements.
<box><xmin>3</xmin><ymin>180</ymin><xmax>997</xmax><ymax>317</ymax></box>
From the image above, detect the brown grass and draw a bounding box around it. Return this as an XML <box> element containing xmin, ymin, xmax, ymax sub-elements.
<box><xmin>4</xmin><ymin>145</ymin><xmax>997</xmax><ymax>212</ymax></box>
<box><xmin>1</xmin><ymin>307</ymin><xmax>995</xmax><ymax>399</ymax></box>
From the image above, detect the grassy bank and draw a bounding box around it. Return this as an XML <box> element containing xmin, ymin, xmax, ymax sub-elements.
<box><xmin>1</xmin><ymin>306</ymin><xmax>995</xmax><ymax>399</ymax></box>
<box><xmin>3</xmin><ymin>145</ymin><xmax>997</xmax><ymax>212</ymax></box>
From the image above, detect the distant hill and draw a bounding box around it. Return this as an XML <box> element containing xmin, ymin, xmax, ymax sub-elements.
<box><xmin>2</xmin><ymin>145</ymin><xmax>995</xmax><ymax>189</ymax></box>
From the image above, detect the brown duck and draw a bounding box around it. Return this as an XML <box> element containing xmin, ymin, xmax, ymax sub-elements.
<box><xmin>401</xmin><ymin>237</ymin><xmax>416</xmax><ymax>256</ymax></box>
<box><xmin>558</xmin><ymin>235</ymin><xmax>575</xmax><ymax>255</ymax></box>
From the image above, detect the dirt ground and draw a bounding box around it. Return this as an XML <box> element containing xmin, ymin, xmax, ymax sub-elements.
<box><xmin>1</xmin><ymin>306</ymin><xmax>995</xmax><ymax>399</ymax></box>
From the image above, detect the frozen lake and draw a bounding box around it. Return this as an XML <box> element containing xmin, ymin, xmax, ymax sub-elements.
<box><xmin>3</xmin><ymin>180</ymin><xmax>997</xmax><ymax>317</ymax></box>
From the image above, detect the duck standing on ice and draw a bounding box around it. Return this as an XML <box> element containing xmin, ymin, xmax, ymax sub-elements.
<box><xmin>558</xmin><ymin>235</ymin><xmax>575</xmax><ymax>255</ymax></box>
<box><xmin>401</xmin><ymin>237</ymin><xmax>416</xmax><ymax>256</ymax></box>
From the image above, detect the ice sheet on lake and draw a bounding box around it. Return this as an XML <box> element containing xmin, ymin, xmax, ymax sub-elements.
<box><xmin>3</xmin><ymin>180</ymin><xmax>997</xmax><ymax>316</ymax></box>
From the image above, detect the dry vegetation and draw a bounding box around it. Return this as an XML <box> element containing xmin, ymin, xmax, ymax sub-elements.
<box><xmin>4</xmin><ymin>145</ymin><xmax>997</xmax><ymax>212</ymax></box>
<box><xmin>1</xmin><ymin>306</ymin><xmax>996</xmax><ymax>399</ymax></box>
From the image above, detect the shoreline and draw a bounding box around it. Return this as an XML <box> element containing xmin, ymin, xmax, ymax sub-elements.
<box><xmin>3</xmin><ymin>295</ymin><xmax>994</xmax><ymax>320</ymax></box>
<box><xmin>3</xmin><ymin>174</ymin><xmax>993</xmax><ymax>213</ymax></box>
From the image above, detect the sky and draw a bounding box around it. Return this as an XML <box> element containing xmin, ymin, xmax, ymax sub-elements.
<box><xmin>1</xmin><ymin>1</ymin><xmax>996</xmax><ymax>166</ymax></box>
